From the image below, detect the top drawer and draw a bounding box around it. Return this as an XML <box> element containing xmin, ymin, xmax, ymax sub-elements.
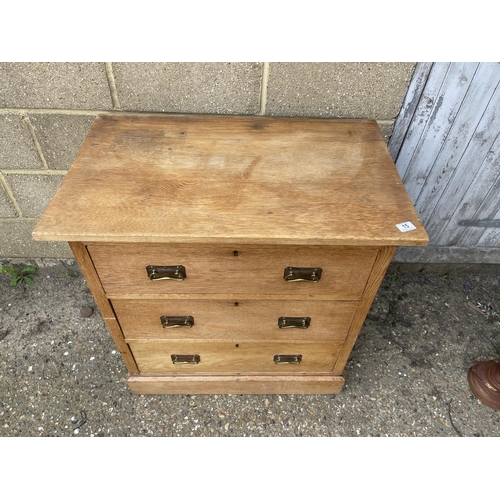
<box><xmin>87</xmin><ymin>244</ymin><xmax>378</xmax><ymax>299</ymax></box>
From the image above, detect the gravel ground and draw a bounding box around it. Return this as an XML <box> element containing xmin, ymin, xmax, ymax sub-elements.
<box><xmin>1</xmin><ymin>259</ymin><xmax>499</xmax><ymax>438</ymax></box>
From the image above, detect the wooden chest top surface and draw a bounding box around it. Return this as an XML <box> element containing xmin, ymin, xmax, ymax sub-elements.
<box><xmin>33</xmin><ymin>114</ymin><xmax>428</xmax><ymax>246</ymax></box>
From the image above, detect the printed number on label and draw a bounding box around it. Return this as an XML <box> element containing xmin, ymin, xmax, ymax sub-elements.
<box><xmin>396</xmin><ymin>221</ymin><xmax>416</xmax><ymax>232</ymax></box>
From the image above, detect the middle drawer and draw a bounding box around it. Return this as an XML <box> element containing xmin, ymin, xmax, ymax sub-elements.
<box><xmin>113</xmin><ymin>299</ymin><xmax>357</xmax><ymax>342</ymax></box>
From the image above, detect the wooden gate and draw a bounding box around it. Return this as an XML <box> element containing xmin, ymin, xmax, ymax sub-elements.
<box><xmin>389</xmin><ymin>62</ymin><xmax>500</xmax><ymax>263</ymax></box>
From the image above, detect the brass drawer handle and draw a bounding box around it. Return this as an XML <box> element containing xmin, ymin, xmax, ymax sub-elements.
<box><xmin>274</xmin><ymin>354</ymin><xmax>302</xmax><ymax>364</ymax></box>
<box><xmin>283</xmin><ymin>267</ymin><xmax>322</xmax><ymax>282</ymax></box>
<box><xmin>160</xmin><ymin>316</ymin><xmax>194</xmax><ymax>328</ymax></box>
<box><xmin>278</xmin><ymin>317</ymin><xmax>311</xmax><ymax>329</ymax></box>
<box><xmin>146</xmin><ymin>265</ymin><xmax>186</xmax><ymax>281</ymax></box>
<box><xmin>171</xmin><ymin>354</ymin><xmax>200</xmax><ymax>364</ymax></box>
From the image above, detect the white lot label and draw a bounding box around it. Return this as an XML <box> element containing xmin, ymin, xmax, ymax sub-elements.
<box><xmin>396</xmin><ymin>221</ymin><xmax>416</xmax><ymax>232</ymax></box>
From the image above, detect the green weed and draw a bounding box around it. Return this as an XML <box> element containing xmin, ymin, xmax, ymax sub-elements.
<box><xmin>391</xmin><ymin>267</ymin><xmax>402</xmax><ymax>282</ymax></box>
<box><xmin>0</xmin><ymin>263</ymin><xmax>37</xmax><ymax>287</ymax></box>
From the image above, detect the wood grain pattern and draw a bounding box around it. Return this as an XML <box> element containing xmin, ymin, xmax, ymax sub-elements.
<box><xmin>88</xmin><ymin>243</ymin><xmax>377</xmax><ymax>299</ymax></box>
<box><xmin>68</xmin><ymin>242</ymin><xmax>139</xmax><ymax>375</ymax></box>
<box><xmin>129</xmin><ymin>341</ymin><xmax>342</xmax><ymax>374</ymax></box>
<box><xmin>32</xmin><ymin>114</ymin><xmax>428</xmax><ymax>246</ymax></box>
<box><xmin>127</xmin><ymin>374</ymin><xmax>345</xmax><ymax>394</ymax></box>
<box><xmin>106</xmin><ymin>293</ymin><xmax>355</xmax><ymax>301</ymax></box>
<box><xmin>333</xmin><ymin>246</ymin><xmax>396</xmax><ymax>374</ymax></box>
<box><xmin>112</xmin><ymin>298</ymin><xmax>357</xmax><ymax>341</ymax></box>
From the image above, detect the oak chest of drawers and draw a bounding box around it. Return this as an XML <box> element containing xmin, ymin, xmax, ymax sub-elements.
<box><xmin>33</xmin><ymin>114</ymin><xmax>428</xmax><ymax>394</ymax></box>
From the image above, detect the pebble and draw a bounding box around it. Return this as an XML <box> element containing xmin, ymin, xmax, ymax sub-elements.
<box><xmin>80</xmin><ymin>307</ymin><xmax>94</xmax><ymax>318</ymax></box>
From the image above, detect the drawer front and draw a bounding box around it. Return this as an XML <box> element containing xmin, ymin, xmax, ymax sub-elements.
<box><xmin>88</xmin><ymin>244</ymin><xmax>377</xmax><ymax>299</ymax></box>
<box><xmin>113</xmin><ymin>299</ymin><xmax>357</xmax><ymax>341</ymax></box>
<box><xmin>129</xmin><ymin>341</ymin><xmax>341</xmax><ymax>373</ymax></box>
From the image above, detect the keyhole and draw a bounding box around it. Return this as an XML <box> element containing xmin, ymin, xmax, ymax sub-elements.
<box><xmin>234</xmin><ymin>302</ymin><xmax>239</xmax><ymax>307</ymax></box>
<box><xmin>233</xmin><ymin>250</ymin><xmax>239</xmax><ymax>256</ymax></box>
<box><xmin>235</xmin><ymin>344</ymin><xmax>239</xmax><ymax>348</ymax></box>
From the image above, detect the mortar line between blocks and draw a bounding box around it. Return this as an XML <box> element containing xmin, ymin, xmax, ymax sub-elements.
<box><xmin>105</xmin><ymin>62</ymin><xmax>122</xmax><ymax>111</ymax></box>
<box><xmin>0</xmin><ymin>217</ymin><xmax>38</xmax><ymax>221</ymax></box>
<box><xmin>1</xmin><ymin>169</ymin><xmax>67</xmax><ymax>175</ymax></box>
<box><xmin>21</xmin><ymin>114</ymin><xmax>49</xmax><ymax>170</ymax></box>
<box><xmin>0</xmin><ymin>109</ymin><xmax>102</xmax><ymax>116</ymax></box>
<box><xmin>258</xmin><ymin>62</ymin><xmax>270</xmax><ymax>116</ymax></box>
<box><xmin>0</xmin><ymin>172</ymin><xmax>24</xmax><ymax>218</ymax></box>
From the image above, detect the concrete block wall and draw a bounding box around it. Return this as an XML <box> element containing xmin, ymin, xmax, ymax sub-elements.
<box><xmin>0</xmin><ymin>62</ymin><xmax>416</xmax><ymax>258</ymax></box>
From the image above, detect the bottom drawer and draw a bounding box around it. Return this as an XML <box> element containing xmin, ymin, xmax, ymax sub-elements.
<box><xmin>129</xmin><ymin>341</ymin><xmax>342</xmax><ymax>374</ymax></box>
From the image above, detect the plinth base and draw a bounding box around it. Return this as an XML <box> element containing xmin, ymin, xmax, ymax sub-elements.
<box><xmin>128</xmin><ymin>374</ymin><xmax>345</xmax><ymax>395</ymax></box>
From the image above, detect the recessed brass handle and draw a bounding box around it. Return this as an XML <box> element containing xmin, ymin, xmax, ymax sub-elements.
<box><xmin>278</xmin><ymin>317</ymin><xmax>311</xmax><ymax>329</ymax></box>
<box><xmin>171</xmin><ymin>354</ymin><xmax>200</xmax><ymax>364</ymax></box>
<box><xmin>274</xmin><ymin>354</ymin><xmax>302</xmax><ymax>364</ymax></box>
<box><xmin>160</xmin><ymin>316</ymin><xmax>194</xmax><ymax>328</ymax></box>
<box><xmin>146</xmin><ymin>265</ymin><xmax>186</xmax><ymax>281</ymax></box>
<box><xmin>283</xmin><ymin>267</ymin><xmax>322</xmax><ymax>282</ymax></box>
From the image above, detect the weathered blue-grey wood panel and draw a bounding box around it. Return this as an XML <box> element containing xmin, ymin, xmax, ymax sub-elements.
<box><xmin>450</xmin><ymin>130</ymin><xmax>500</xmax><ymax>247</ymax></box>
<box><xmin>389</xmin><ymin>62</ymin><xmax>500</xmax><ymax>263</ymax></box>
<box><xmin>388</xmin><ymin>62</ymin><xmax>433</xmax><ymax>158</ymax></box>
